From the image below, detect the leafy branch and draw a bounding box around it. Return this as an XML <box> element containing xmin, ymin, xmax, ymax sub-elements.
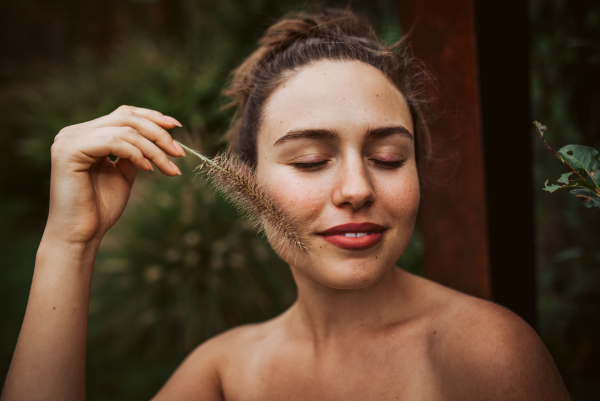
<box><xmin>535</xmin><ymin>121</ymin><xmax>600</xmax><ymax>208</ymax></box>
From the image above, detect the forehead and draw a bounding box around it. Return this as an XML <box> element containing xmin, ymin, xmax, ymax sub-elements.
<box><xmin>259</xmin><ymin>60</ymin><xmax>413</xmax><ymax>144</ymax></box>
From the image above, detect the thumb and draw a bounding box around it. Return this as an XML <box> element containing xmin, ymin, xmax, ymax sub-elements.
<box><xmin>115</xmin><ymin>157</ymin><xmax>139</xmax><ymax>185</ymax></box>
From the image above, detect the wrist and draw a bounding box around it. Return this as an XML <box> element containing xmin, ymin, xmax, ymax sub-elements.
<box><xmin>38</xmin><ymin>234</ymin><xmax>102</xmax><ymax>267</ymax></box>
<box><xmin>42</xmin><ymin>215</ymin><xmax>104</xmax><ymax>245</ymax></box>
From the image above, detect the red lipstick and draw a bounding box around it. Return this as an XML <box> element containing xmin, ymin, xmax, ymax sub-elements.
<box><xmin>318</xmin><ymin>223</ymin><xmax>385</xmax><ymax>250</ymax></box>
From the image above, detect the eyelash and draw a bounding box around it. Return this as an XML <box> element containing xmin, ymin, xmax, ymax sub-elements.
<box><xmin>291</xmin><ymin>159</ymin><xmax>406</xmax><ymax>171</ymax></box>
<box><xmin>291</xmin><ymin>160</ymin><xmax>329</xmax><ymax>170</ymax></box>
<box><xmin>371</xmin><ymin>159</ymin><xmax>406</xmax><ymax>169</ymax></box>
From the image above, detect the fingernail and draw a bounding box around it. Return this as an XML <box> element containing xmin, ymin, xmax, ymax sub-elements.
<box><xmin>170</xmin><ymin>161</ymin><xmax>182</xmax><ymax>176</ymax></box>
<box><xmin>173</xmin><ymin>140</ymin><xmax>186</xmax><ymax>157</ymax></box>
<box><xmin>145</xmin><ymin>158</ymin><xmax>154</xmax><ymax>171</ymax></box>
<box><xmin>164</xmin><ymin>116</ymin><xmax>182</xmax><ymax>127</ymax></box>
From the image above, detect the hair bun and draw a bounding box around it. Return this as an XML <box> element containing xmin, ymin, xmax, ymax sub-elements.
<box><xmin>260</xmin><ymin>8</ymin><xmax>379</xmax><ymax>60</ymax></box>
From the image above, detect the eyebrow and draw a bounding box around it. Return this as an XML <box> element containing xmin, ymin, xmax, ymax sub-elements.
<box><xmin>365</xmin><ymin>125</ymin><xmax>413</xmax><ymax>141</ymax></box>
<box><xmin>274</xmin><ymin>128</ymin><xmax>338</xmax><ymax>145</ymax></box>
<box><xmin>273</xmin><ymin>125</ymin><xmax>413</xmax><ymax>146</ymax></box>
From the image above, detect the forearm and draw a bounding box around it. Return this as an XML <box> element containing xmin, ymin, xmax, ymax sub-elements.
<box><xmin>1</xmin><ymin>235</ymin><xmax>101</xmax><ymax>401</ymax></box>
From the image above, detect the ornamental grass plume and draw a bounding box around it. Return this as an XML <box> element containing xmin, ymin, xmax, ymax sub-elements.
<box><xmin>175</xmin><ymin>141</ymin><xmax>309</xmax><ymax>256</ymax></box>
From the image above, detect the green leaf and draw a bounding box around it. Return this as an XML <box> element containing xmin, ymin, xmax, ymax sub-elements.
<box><xmin>569</xmin><ymin>188</ymin><xmax>600</xmax><ymax>209</ymax></box>
<box><xmin>543</xmin><ymin>180</ymin><xmax>563</xmax><ymax>193</ymax></box>
<box><xmin>557</xmin><ymin>172</ymin><xmax>573</xmax><ymax>184</ymax></box>
<box><xmin>557</xmin><ymin>144</ymin><xmax>600</xmax><ymax>189</ymax></box>
<box><xmin>544</xmin><ymin>172</ymin><xmax>598</xmax><ymax>193</ymax></box>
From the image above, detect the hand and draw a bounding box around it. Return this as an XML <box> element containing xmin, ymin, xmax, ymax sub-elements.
<box><xmin>45</xmin><ymin>105</ymin><xmax>187</xmax><ymax>245</ymax></box>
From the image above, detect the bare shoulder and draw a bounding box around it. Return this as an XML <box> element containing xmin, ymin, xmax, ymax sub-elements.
<box><xmin>152</xmin><ymin>321</ymin><xmax>273</xmax><ymax>401</ymax></box>
<box><xmin>415</xmin><ymin>277</ymin><xmax>571</xmax><ymax>401</ymax></box>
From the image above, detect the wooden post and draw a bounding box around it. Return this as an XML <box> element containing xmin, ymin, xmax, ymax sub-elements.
<box><xmin>399</xmin><ymin>0</ymin><xmax>536</xmax><ymax>327</ymax></box>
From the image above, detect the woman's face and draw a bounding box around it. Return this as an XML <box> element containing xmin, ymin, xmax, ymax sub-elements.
<box><xmin>255</xmin><ymin>60</ymin><xmax>420</xmax><ymax>290</ymax></box>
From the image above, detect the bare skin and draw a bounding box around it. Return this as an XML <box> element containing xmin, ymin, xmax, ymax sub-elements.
<box><xmin>1</xmin><ymin>61</ymin><xmax>571</xmax><ymax>401</ymax></box>
<box><xmin>159</xmin><ymin>272</ymin><xmax>568</xmax><ymax>401</ymax></box>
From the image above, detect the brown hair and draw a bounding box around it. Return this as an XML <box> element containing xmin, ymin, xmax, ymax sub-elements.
<box><xmin>223</xmin><ymin>7</ymin><xmax>434</xmax><ymax>174</ymax></box>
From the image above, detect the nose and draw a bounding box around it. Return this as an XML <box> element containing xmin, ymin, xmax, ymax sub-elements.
<box><xmin>331</xmin><ymin>155</ymin><xmax>376</xmax><ymax>210</ymax></box>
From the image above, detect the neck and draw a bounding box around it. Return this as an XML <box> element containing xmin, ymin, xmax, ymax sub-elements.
<box><xmin>287</xmin><ymin>265</ymin><xmax>415</xmax><ymax>345</ymax></box>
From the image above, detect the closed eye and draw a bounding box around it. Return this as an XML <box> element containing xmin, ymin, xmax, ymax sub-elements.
<box><xmin>293</xmin><ymin>159</ymin><xmax>405</xmax><ymax>170</ymax></box>
<box><xmin>370</xmin><ymin>159</ymin><xmax>406</xmax><ymax>169</ymax></box>
<box><xmin>291</xmin><ymin>160</ymin><xmax>330</xmax><ymax>171</ymax></box>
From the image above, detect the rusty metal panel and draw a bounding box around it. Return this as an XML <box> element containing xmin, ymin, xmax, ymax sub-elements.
<box><xmin>399</xmin><ymin>0</ymin><xmax>492</xmax><ymax>299</ymax></box>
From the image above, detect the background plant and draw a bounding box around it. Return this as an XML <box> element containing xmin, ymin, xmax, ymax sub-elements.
<box><xmin>535</xmin><ymin>121</ymin><xmax>600</xmax><ymax>208</ymax></box>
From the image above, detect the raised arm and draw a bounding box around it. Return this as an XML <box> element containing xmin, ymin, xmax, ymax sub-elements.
<box><xmin>1</xmin><ymin>106</ymin><xmax>186</xmax><ymax>401</ymax></box>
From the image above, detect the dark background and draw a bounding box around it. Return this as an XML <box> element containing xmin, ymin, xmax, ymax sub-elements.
<box><xmin>0</xmin><ymin>0</ymin><xmax>598</xmax><ymax>399</ymax></box>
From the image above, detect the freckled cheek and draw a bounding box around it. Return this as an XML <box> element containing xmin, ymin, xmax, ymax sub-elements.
<box><xmin>271</xmin><ymin>180</ymin><xmax>324</xmax><ymax>218</ymax></box>
<box><xmin>376</xmin><ymin>176</ymin><xmax>420</xmax><ymax>216</ymax></box>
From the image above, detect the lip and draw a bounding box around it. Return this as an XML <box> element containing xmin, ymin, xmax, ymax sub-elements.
<box><xmin>318</xmin><ymin>222</ymin><xmax>386</xmax><ymax>250</ymax></box>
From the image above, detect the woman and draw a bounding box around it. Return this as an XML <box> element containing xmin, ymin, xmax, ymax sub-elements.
<box><xmin>1</xmin><ymin>8</ymin><xmax>570</xmax><ymax>401</ymax></box>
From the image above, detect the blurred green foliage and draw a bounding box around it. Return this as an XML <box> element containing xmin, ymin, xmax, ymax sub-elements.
<box><xmin>531</xmin><ymin>0</ymin><xmax>600</xmax><ymax>399</ymax></box>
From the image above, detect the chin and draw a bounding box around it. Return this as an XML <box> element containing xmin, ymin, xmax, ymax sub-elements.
<box><xmin>291</xmin><ymin>256</ymin><xmax>394</xmax><ymax>290</ymax></box>
<box><xmin>322</xmin><ymin>275</ymin><xmax>382</xmax><ymax>290</ymax></box>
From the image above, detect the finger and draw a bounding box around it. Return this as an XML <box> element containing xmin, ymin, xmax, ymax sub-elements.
<box><xmin>76</xmin><ymin>135</ymin><xmax>152</xmax><ymax>173</ymax></box>
<box><xmin>96</xmin><ymin>110</ymin><xmax>185</xmax><ymax>158</ymax></box>
<box><xmin>57</xmin><ymin>106</ymin><xmax>183</xmax><ymax>137</ymax></box>
<box><xmin>121</xmin><ymin>114</ymin><xmax>183</xmax><ymax>157</ymax></box>
<box><xmin>115</xmin><ymin>157</ymin><xmax>139</xmax><ymax>185</ymax></box>
<box><xmin>132</xmin><ymin>107</ymin><xmax>183</xmax><ymax>129</ymax></box>
<box><xmin>111</xmin><ymin>105</ymin><xmax>182</xmax><ymax>130</ymax></box>
<box><xmin>107</xmin><ymin>127</ymin><xmax>180</xmax><ymax>176</ymax></box>
<box><xmin>55</xmin><ymin>114</ymin><xmax>116</xmax><ymax>136</ymax></box>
